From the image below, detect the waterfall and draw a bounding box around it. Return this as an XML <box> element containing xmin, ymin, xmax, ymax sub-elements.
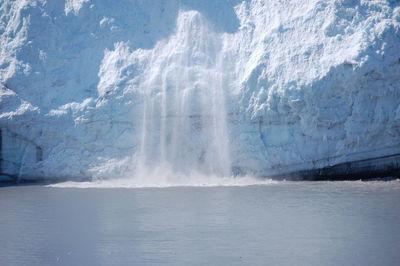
<box><xmin>134</xmin><ymin>11</ymin><xmax>231</xmax><ymax>179</ymax></box>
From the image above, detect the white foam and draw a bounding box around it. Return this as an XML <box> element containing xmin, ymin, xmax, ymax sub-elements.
<box><xmin>48</xmin><ymin>170</ymin><xmax>278</xmax><ymax>189</ymax></box>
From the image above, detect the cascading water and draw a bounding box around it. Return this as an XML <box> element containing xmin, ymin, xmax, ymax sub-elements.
<box><xmin>49</xmin><ymin>10</ymin><xmax>278</xmax><ymax>187</ymax></box>
<box><xmin>48</xmin><ymin>10</ymin><xmax>276</xmax><ymax>188</ymax></box>
<box><xmin>134</xmin><ymin>11</ymin><xmax>232</xmax><ymax>181</ymax></box>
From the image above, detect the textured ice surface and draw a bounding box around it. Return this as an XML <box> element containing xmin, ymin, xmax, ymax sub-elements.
<box><xmin>0</xmin><ymin>0</ymin><xmax>399</xmax><ymax>180</ymax></box>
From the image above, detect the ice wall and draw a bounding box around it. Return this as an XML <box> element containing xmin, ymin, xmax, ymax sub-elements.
<box><xmin>0</xmin><ymin>0</ymin><xmax>399</xmax><ymax>180</ymax></box>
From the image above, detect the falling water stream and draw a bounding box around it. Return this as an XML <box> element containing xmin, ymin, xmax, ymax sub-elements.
<box><xmin>51</xmin><ymin>11</ymin><xmax>272</xmax><ymax>188</ymax></box>
<box><xmin>135</xmin><ymin>11</ymin><xmax>231</xmax><ymax>180</ymax></box>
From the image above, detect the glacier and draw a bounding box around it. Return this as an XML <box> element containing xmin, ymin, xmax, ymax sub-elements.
<box><xmin>0</xmin><ymin>0</ymin><xmax>399</xmax><ymax>182</ymax></box>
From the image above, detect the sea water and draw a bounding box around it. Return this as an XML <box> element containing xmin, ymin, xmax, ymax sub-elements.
<box><xmin>1</xmin><ymin>180</ymin><xmax>400</xmax><ymax>266</ymax></box>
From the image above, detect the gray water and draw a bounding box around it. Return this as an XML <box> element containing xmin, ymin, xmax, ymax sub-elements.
<box><xmin>1</xmin><ymin>181</ymin><xmax>400</xmax><ymax>266</ymax></box>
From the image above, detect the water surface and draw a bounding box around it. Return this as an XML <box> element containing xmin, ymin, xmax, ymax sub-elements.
<box><xmin>1</xmin><ymin>180</ymin><xmax>399</xmax><ymax>266</ymax></box>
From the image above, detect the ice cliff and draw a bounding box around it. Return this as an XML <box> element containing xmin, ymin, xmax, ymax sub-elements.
<box><xmin>0</xmin><ymin>0</ymin><xmax>399</xmax><ymax>181</ymax></box>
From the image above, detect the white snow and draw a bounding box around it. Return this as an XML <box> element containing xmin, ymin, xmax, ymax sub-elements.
<box><xmin>0</xmin><ymin>0</ymin><xmax>399</xmax><ymax>181</ymax></box>
<box><xmin>65</xmin><ymin>0</ymin><xmax>91</xmax><ymax>15</ymax></box>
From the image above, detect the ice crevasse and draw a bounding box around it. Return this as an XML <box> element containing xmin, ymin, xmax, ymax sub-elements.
<box><xmin>0</xmin><ymin>0</ymin><xmax>399</xmax><ymax>181</ymax></box>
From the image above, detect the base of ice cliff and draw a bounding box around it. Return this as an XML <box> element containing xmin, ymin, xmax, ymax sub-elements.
<box><xmin>1</xmin><ymin>0</ymin><xmax>400</xmax><ymax>181</ymax></box>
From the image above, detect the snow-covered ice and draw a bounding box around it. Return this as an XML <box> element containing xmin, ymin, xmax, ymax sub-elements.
<box><xmin>0</xmin><ymin>0</ymin><xmax>399</xmax><ymax>181</ymax></box>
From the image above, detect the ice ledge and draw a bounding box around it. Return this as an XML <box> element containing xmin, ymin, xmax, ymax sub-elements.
<box><xmin>270</xmin><ymin>153</ymin><xmax>400</xmax><ymax>181</ymax></box>
<box><xmin>2</xmin><ymin>153</ymin><xmax>400</xmax><ymax>184</ymax></box>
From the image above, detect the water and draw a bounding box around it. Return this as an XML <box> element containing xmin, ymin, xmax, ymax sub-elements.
<box><xmin>1</xmin><ymin>180</ymin><xmax>400</xmax><ymax>266</ymax></box>
<box><xmin>134</xmin><ymin>11</ymin><xmax>231</xmax><ymax>178</ymax></box>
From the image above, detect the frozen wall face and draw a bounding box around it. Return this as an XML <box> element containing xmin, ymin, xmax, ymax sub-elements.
<box><xmin>0</xmin><ymin>0</ymin><xmax>399</xmax><ymax>180</ymax></box>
